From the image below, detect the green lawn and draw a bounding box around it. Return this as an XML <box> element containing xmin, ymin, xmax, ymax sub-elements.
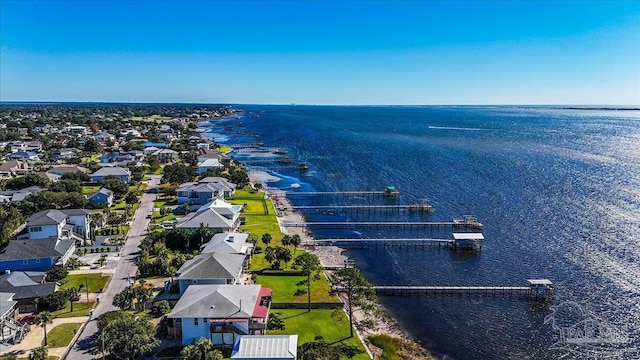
<box><xmin>51</xmin><ymin>301</ymin><xmax>96</xmax><ymax>318</ymax></box>
<box><xmin>46</xmin><ymin>323</ymin><xmax>83</xmax><ymax>348</ymax></box>
<box><xmin>60</xmin><ymin>273</ymin><xmax>109</xmax><ymax>293</ymax></box>
<box><xmin>268</xmin><ymin>309</ymin><xmax>369</xmax><ymax>360</ymax></box>
<box><xmin>218</xmin><ymin>146</ymin><xmax>232</xmax><ymax>154</ymax></box>
<box><xmin>81</xmin><ymin>186</ymin><xmax>101</xmax><ymax>195</ymax></box>
<box><xmin>229</xmin><ymin>191</ymin><xmax>283</xmax><ymax>243</ymax></box>
<box><xmin>255</xmin><ymin>275</ymin><xmax>339</xmax><ymax>304</ymax></box>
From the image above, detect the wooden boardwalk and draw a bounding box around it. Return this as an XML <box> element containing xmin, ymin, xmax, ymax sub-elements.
<box><xmin>282</xmin><ymin>220</ymin><xmax>483</xmax><ymax>230</ymax></box>
<box><xmin>274</xmin><ymin>190</ymin><xmax>400</xmax><ymax>200</ymax></box>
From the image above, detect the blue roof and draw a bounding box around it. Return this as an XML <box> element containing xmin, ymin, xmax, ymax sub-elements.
<box><xmin>141</xmin><ymin>141</ymin><xmax>167</xmax><ymax>148</ymax></box>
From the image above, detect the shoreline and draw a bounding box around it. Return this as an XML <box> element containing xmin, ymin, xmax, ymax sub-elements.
<box><xmin>249</xmin><ymin>169</ymin><xmax>436</xmax><ymax>359</ymax></box>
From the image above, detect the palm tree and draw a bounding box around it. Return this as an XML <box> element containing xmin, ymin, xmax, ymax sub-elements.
<box><xmin>65</xmin><ymin>286</ymin><xmax>81</xmax><ymax>312</ymax></box>
<box><xmin>36</xmin><ymin>311</ymin><xmax>53</xmax><ymax>346</ymax></box>
<box><xmin>28</xmin><ymin>346</ymin><xmax>47</xmax><ymax>360</ymax></box>
<box><xmin>180</xmin><ymin>338</ymin><xmax>223</xmax><ymax>360</ymax></box>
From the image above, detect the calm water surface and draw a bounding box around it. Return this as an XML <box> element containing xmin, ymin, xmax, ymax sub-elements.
<box><xmin>202</xmin><ymin>105</ymin><xmax>640</xmax><ymax>359</ymax></box>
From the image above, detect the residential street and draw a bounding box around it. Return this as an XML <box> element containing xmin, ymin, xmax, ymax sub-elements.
<box><xmin>65</xmin><ymin>175</ymin><xmax>161</xmax><ymax>360</ymax></box>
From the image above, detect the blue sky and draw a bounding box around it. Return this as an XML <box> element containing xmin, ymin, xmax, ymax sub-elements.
<box><xmin>1</xmin><ymin>0</ymin><xmax>638</xmax><ymax>105</ymax></box>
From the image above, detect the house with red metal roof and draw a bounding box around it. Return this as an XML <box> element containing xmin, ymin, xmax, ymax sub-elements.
<box><xmin>167</xmin><ymin>284</ymin><xmax>272</xmax><ymax>346</ymax></box>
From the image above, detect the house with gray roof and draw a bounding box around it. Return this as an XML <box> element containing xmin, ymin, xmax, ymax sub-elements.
<box><xmin>201</xmin><ymin>232</ymin><xmax>254</xmax><ymax>256</ymax></box>
<box><xmin>0</xmin><ymin>186</ymin><xmax>43</xmax><ymax>203</ymax></box>
<box><xmin>0</xmin><ymin>237</ymin><xmax>75</xmax><ymax>273</ymax></box>
<box><xmin>90</xmin><ymin>166</ymin><xmax>131</xmax><ymax>183</ymax></box>
<box><xmin>88</xmin><ymin>187</ymin><xmax>114</xmax><ymax>207</ymax></box>
<box><xmin>20</xmin><ymin>208</ymin><xmax>91</xmax><ymax>245</ymax></box>
<box><xmin>175</xmin><ymin>253</ymin><xmax>248</xmax><ymax>295</ymax></box>
<box><xmin>177</xmin><ymin>177</ymin><xmax>237</xmax><ymax>205</ymax></box>
<box><xmin>231</xmin><ymin>335</ymin><xmax>298</xmax><ymax>360</ymax></box>
<box><xmin>152</xmin><ymin>148</ymin><xmax>179</xmax><ymax>163</ymax></box>
<box><xmin>167</xmin><ymin>284</ymin><xmax>272</xmax><ymax>346</ymax></box>
<box><xmin>0</xmin><ymin>271</ymin><xmax>53</xmax><ymax>313</ymax></box>
<box><xmin>0</xmin><ymin>292</ymin><xmax>30</xmax><ymax>345</ymax></box>
<box><xmin>175</xmin><ymin>199</ymin><xmax>242</xmax><ymax>232</ymax></box>
<box><xmin>46</xmin><ymin>164</ymin><xmax>88</xmax><ymax>176</ymax></box>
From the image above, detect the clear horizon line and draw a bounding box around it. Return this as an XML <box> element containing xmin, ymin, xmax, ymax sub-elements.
<box><xmin>0</xmin><ymin>100</ymin><xmax>638</xmax><ymax>108</ymax></box>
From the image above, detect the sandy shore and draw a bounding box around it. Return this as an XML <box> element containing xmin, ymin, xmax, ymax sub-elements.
<box><xmin>261</xmin><ymin>185</ymin><xmax>436</xmax><ymax>359</ymax></box>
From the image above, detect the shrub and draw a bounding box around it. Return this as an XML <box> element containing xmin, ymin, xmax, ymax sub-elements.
<box><xmin>151</xmin><ymin>300</ymin><xmax>170</xmax><ymax>317</ymax></box>
<box><xmin>45</xmin><ymin>267</ymin><xmax>69</xmax><ymax>282</ymax></box>
<box><xmin>38</xmin><ymin>291</ymin><xmax>68</xmax><ymax>311</ymax></box>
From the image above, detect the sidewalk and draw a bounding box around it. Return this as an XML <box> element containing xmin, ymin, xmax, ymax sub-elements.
<box><xmin>2</xmin><ymin>316</ymin><xmax>90</xmax><ymax>359</ymax></box>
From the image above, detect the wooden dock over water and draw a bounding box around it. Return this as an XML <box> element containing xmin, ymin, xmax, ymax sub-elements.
<box><xmin>333</xmin><ymin>280</ymin><xmax>554</xmax><ymax>300</ymax></box>
<box><xmin>290</xmin><ymin>203</ymin><xmax>433</xmax><ymax>213</ymax></box>
<box><xmin>282</xmin><ymin>219</ymin><xmax>483</xmax><ymax>230</ymax></box>
<box><xmin>373</xmin><ymin>285</ymin><xmax>538</xmax><ymax>298</ymax></box>
<box><xmin>303</xmin><ymin>237</ymin><xmax>455</xmax><ymax>248</ymax></box>
<box><xmin>274</xmin><ymin>189</ymin><xmax>400</xmax><ymax>199</ymax></box>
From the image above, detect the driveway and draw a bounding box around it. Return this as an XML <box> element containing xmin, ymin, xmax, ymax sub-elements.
<box><xmin>65</xmin><ymin>175</ymin><xmax>161</xmax><ymax>359</ymax></box>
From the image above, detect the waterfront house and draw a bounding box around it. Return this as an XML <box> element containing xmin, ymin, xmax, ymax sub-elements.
<box><xmin>231</xmin><ymin>335</ymin><xmax>298</xmax><ymax>360</ymax></box>
<box><xmin>0</xmin><ymin>237</ymin><xmax>75</xmax><ymax>272</ymax></box>
<box><xmin>197</xmin><ymin>158</ymin><xmax>223</xmax><ymax>174</ymax></box>
<box><xmin>201</xmin><ymin>232</ymin><xmax>254</xmax><ymax>256</ymax></box>
<box><xmin>0</xmin><ymin>271</ymin><xmax>54</xmax><ymax>313</ymax></box>
<box><xmin>90</xmin><ymin>166</ymin><xmax>131</xmax><ymax>183</ymax></box>
<box><xmin>87</xmin><ymin>188</ymin><xmax>114</xmax><ymax>207</ymax></box>
<box><xmin>167</xmin><ymin>284</ymin><xmax>272</xmax><ymax>346</ymax></box>
<box><xmin>177</xmin><ymin>177</ymin><xmax>237</xmax><ymax>205</ymax></box>
<box><xmin>21</xmin><ymin>208</ymin><xmax>91</xmax><ymax>245</ymax></box>
<box><xmin>175</xmin><ymin>253</ymin><xmax>248</xmax><ymax>295</ymax></box>
<box><xmin>175</xmin><ymin>199</ymin><xmax>242</xmax><ymax>232</ymax></box>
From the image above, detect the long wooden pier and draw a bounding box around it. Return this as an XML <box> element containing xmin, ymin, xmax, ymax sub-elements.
<box><xmin>273</xmin><ymin>190</ymin><xmax>400</xmax><ymax>200</ymax></box>
<box><xmin>282</xmin><ymin>220</ymin><xmax>483</xmax><ymax>230</ymax></box>
<box><xmin>373</xmin><ymin>286</ymin><xmax>537</xmax><ymax>298</ymax></box>
<box><xmin>303</xmin><ymin>238</ymin><xmax>454</xmax><ymax>248</ymax></box>
<box><xmin>333</xmin><ymin>279</ymin><xmax>555</xmax><ymax>300</ymax></box>
<box><xmin>289</xmin><ymin>203</ymin><xmax>433</xmax><ymax>213</ymax></box>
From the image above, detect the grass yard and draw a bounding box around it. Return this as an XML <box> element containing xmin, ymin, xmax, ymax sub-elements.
<box><xmin>229</xmin><ymin>190</ymin><xmax>283</xmax><ymax>242</ymax></box>
<box><xmin>81</xmin><ymin>185</ymin><xmax>101</xmax><ymax>195</ymax></box>
<box><xmin>255</xmin><ymin>274</ymin><xmax>339</xmax><ymax>304</ymax></box>
<box><xmin>218</xmin><ymin>145</ymin><xmax>232</xmax><ymax>154</ymax></box>
<box><xmin>51</xmin><ymin>301</ymin><xmax>96</xmax><ymax>318</ymax></box>
<box><xmin>45</xmin><ymin>323</ymin><xmax>83</xmax><ymax>348</ymax></box>
<box><xmin>268</xmin><ymin>309</ymin><xmax>369</xmax><ymax>360</ymax></box>
<box><xmin>60</xmin><ymin>273</ymin><xmax>109</xmax><ymax>293</ymax></box>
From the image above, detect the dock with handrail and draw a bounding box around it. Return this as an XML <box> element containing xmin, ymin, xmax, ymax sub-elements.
<box><xmin>333</xmin><ymin>279</ymin><xmax>554</xmax><ymax>300</ymax></box>
<box><xmin>289</xmin><ymin>203</ymin><xmax>433</xmax><ymax>213</ymax></box>
<box><xmin>282</xmin><ymin>218</ymin><xmax>483</xmax><ymax>230</ymax></box>
<box><xmin>303</xmin><ymin>237</ymin><xmax>455</xmax><ymax>248</ymax></box>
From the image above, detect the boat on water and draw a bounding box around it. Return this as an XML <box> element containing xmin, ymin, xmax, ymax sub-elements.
<box><xmin>298</xmin><ymin>163</ymin><xmax>309</xmax><ymax>171</ymax></box>
<box><xmin>273</xmin><ymin>148</ymin><xmax>287</xmax><ymax>155</ymax></box>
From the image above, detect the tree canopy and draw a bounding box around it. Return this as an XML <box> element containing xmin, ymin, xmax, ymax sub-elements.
<box><xmin>100</xmin><ymin>312</ymin><xmax>160</xmax><ymax>359</ymax></box>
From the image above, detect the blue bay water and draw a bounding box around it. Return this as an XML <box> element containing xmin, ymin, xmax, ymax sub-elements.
<box><xmin>203</xmin><ymin>105</ymin><xmax>640</xmax><ymax>359</ymax></box>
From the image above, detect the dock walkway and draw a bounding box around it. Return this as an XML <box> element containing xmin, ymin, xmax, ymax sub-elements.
<box><xmin>283</xmin><ymin>220</ymin><xmax>483</xmax><ymax>230</ymax></box>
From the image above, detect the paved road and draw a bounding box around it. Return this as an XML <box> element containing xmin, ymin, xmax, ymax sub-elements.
<box><xmin>65</xmin><ymin>175</ymin><xmax>161</xmax><ymax>360</ymax></box>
